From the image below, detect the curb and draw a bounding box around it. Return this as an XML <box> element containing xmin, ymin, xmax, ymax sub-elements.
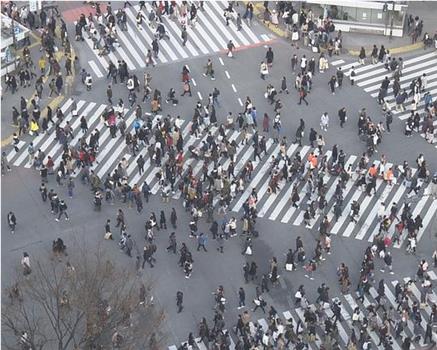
<box><xmin>250</xmin><ymin>2</ymin><xmax>426</xmax><ymax>57</ymax></box>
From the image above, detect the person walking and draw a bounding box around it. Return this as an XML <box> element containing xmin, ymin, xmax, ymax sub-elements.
<box><xmin>106</xmin><ymin>85</ymin><xmax>113</xmax><ymax>104</ymax></box>
<box><xmin>298</xmin><ymin>87</ymin><xmax>308</xmax><ymax>105</ymax></box>
<box><xmin>328</xmin><ymin>75</ymin><xmax>337</xmax><ymax>95</ymax></box>
<box><xmin>238</xmin><ymin>287</ymin><xmax>246</xmax><ymax>309</ymax></box>
<box><xmin>320</xmin><ymin>112</ymin><xmax>329</xmax><ymax>131</ymax></box>
<box><xmin>181</xmin><ymin>25</ymin><xmax>188</xmax><ymax>46</ymax></box>
<box><xmin>260</xmin><ymin>61</ymin><xmax>268</xmax><ymax>80</ymax></box>
<box><xmin>170</xmin><ymin>208</ymin><xmax>177</xmax><ymax>229</ymax></box>
<box><xmin>196</xmin><ymin>233</ymin><xmax>208</xmax><ymax>252</ymax></box>
<box><xmin>7</xmin><ymin>211</ymin><xmax>17</xmax><ymax>234</ymax></box>
<box><xmin>176</xmin><ymin>290</ymin><xmax>184</xmax><ymax>313</ymax></box>
<box><xmin>338</xmin><ymin>107</ymin><xmax>347</xmax><ymax>128</ymax></box>
<box><xmin>21</xmin><ymin>252</ymin><xmax>31</xmax><ymax>275</ymax></box>
<box><xmin>55</xmin><ymin>200</ymin><xmax>69</xmax><ymax>221</ymax></box>
<box><xmin>385</xmin><ymin>111</ymin><xmax>393</xmax><ymax>133</ymax></box>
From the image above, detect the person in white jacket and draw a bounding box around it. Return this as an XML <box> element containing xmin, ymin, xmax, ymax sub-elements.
<box><xmin>320</xmin><ymin>112</ymin><xmax>329</xmax><ymax>131</ymax></box>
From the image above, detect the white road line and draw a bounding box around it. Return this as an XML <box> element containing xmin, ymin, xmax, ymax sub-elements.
<box><xmin>191</xmin><ymin>22</ymin><xmax>219</xmax><ymax>52</ymax></box>
<box><xmin>225</xmin><ymin>70</ymin><xmax>230</xmax><ymax>79</ymax></box>
<box><xmin>124</xmin><ymin>22</ymin><xmax>150</xmax><ymax>61</ymax></box>
<box><xmin>191</xmin><ymin>78</ymin><xmax>197</xmax><ymax>86</ymax></box>
<box><xmin>207</xmin><ymin>2</ymin><xmax>251</xmax><ymax>46</ymax></box>
<box><xmin>367</xmin><ymin>170</ymin><xmax>416</xmax><ymax>242</ymax></box>
<box><xmin>371</xmin><ymin>71</ymin><xmax>437</xmax><ymax>99</ymax></box>
<box><xmin>11</xmin><ymin>98</ymin><xmax>74</xmax><ymax>166</ymax></box>
<box><xmin>257</xmin><ymin>144</ymin><xmax>299</xmax><ymax>217</ymax></box>
<box><xmin>7</xmin><ymin>141</ymin><xmax>26</xmax><ymax>163</ymax></box>
<box><xmin>197</xmin><ymin>91</ymin><xmax>202</xmax><ymax>100</ymax></box>
<box><xmin>238</xmin><ymin>98</ymin><xmax>243</xmax><ymax>106</ymax></box>
<box><xmin>363</xmin><ymin>65</ymin><xmax>437</xmax><ymax>92</ymax></box>
<box><xmin>71</xmin><ymin>104</ymin><xmax>107</xmax><ymax>147</ymax></box>
<box><xmin>83</xmin><ymin>35</ymin><xmax>109</xmax><ymax>70</ymax></box>
<box><xmin>261</xmin><ymin>34</ymin><xmax>270</xmax><ymax>41</ymax></box>
<box><xmin>231</xmin><ymin>84</ymin><xmax>237</xmax><ymax>92</ymax></box>
<box><xmin>125</xmin><ymin>7</ymin><xmax>168</xmax><ymax>63</ymax></box>
<box><xmin>37</xmin><ymin>101</ymin><xmax>87</xmax><ymax>156</ymax></box>
<box><xmin>143</xmin><ymin>4</ymin><xmax>189</xmax><ymax>59</ymax></box>
<box><xmin>88</xmin><ymin>60</ymin><xmax>104</xmax><ymax>78</ymax></box>
<box><xmin>416</xmin><ymin>199</ymin><xmax>437</xmax><ymax>242</ymax></box>
<box><xmin>331</xmin><ymin>59</ymin><xmax>345</xmax><ymax>66</ymax></box>
<box><xmin>269</xmin><ymin>146</ymin><xmax>311</xmax><ymax>220</ymax></box>
<box><xmin>219</xmin><ymin>57</ymin><xmax>224</xmax><ymax>66</ymax></box>
<box><xmin>232</xmin><ymin>144</ymin><xmax>280</xmax><ymax>212</ymax></box>
<box><xmin>184</xmin><ymin>24</ymin><xmax>210</xmax><ymax>54</ymax></box>
<box><xmin>338</xmin><ymin>161</ymin><xmax>381</xmax><ymax>236</ymax></box>
<box><xmin>356</xmin><ymin>57</ymin><xmax>437</xmax><ymax>83</ymax></box>
<box><xmin>117</xmin><ymin>29</ymin><xmax>146</xmax><ymax>68</ymax></box>
<box><xmin>355</xmin><ymin>163</ymin><xmax>393</xmax><ymax>240</ymax></box>
<box><xmin>196</xmin><ymin>9</ymin><xmax>229</xmax><ymax>49</ymax></box>
<box><xmin>160</xmin><ymin>11</ymin><xmax>198</xmax><ymax>57</ymax></box>
<box><xmin>204</xmin><ymin>5</ymin><xmax>242</xmax><ymax>47</ymax></box>
<box><xmin>51</xmin><ymin>102</ymin><xmax>98</xmax><ymax>168</ymax></box>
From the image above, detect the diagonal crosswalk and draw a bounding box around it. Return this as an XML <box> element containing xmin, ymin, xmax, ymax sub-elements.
<box><xmin>5</xmin><ymin>99</ymin><xmax>437</xmax><ymax>246</ymax></box>
<box><xmin>83</xmin><ymin>2</ymin><xmax>273</xmax><ymax>78</ymax></box>
<box><xmin>166</xmin><ymin>272</ymin><xmax>437</xmax><ymax>349</ymax></box>
<box><xmin>332</xmin><ymin>51</ymin><xmax>437</xmax><ymax>149</ymax></box>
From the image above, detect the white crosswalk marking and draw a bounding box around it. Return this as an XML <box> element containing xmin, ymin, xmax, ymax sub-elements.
<box><xmin>80</xmin><ymin>3</ymin><xmax>271</xmax><ymax>73</ymax></box>
<box><xmin>167</xmin><ymin>273</ymin><xmax>437</xmax><ymax>349</ymax></box>
<box><xmin>88</xmin><ymin>60</ymin><xmax>104</xmax><ymax>78</ymax></box>
<box><xmin>7</xmin><ymin>106</ymin><xmax>436</xmax><ymax>246</ymax></box>
<box><xmin>339</xmin><ymin>51</ymin><xmax>437</xmax><ymax>148</ymax></box>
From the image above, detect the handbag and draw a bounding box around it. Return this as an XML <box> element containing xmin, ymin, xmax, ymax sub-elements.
<box><xmin>104</xmin><ymin>232</ymin><xmax>113</xmax><ymax>240</ymax></box>
<box><xmin>228</xmin><ymin>51</ymin><xmax>233</xmax><ymax>58</ymax></box>
<box><xmin>286</xmin><ymin>263</ymin><xmax>293</xmax><ymax>271</ymax></box>
<box><xmin>292</xmin><ymin>31</ymin><xmax>299</xmax><ymax>41</ymax></box>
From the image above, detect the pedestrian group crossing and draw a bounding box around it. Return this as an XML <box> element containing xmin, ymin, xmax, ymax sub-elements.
<box><xmin>167</xmin><ymin>271</ymin><xmax>437</xmax><ymax>350</ymax></box>
<box><xmin>84</xmin><ymin>2</ymin><xmax>273</xmax><ymax>78</ymax></box>
<box><xmin>5</xmin><ymin>99</ymin><xmax>437</xmax><ymax>246</ymax></box>
<box><xmin>332</xmin><ymin>51</ymin><xmax>437</xmax><ymax>149</ymax></box>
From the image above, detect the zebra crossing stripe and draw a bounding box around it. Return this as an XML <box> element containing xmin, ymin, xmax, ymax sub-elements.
<box><xmin>71</xmin><ymin>104</ymin><xmax>108</xmax><ymax>148</ymax></box>
<box><xmin>91</xmin><ymin>111</ymin><xmax>136</xmax><ymax>175</ymax></box>
<box><xmin>354</xmin><ymin>163</ymin><xmax>393</xmax><ymax>240</ymax></box>
<box><xmin>355</xmin><ymin>57</ymin><xmax>437</xmax><ymax>83</ymax></box>
<box><xmin>254</xmin><ymin>145</ymin><xmax>301</xmax><ymax>216</ymax></box>
<box><xmin>83</xmin><ymin>35</ymin><xmax>109</xmax><ymax>70</ymax></box>
<box><xmin>88</xmin><ymin>60</ymin><xmax>104</xmax><ymax>78</ymax></box>
<box><xmin>367</xmin><ymin>169</ymin><xmax>416</xmax><ymax>242</ymax></box>
<box><xmin>208</xmin><ymin>2</ymin><xmax>251</xmax><ymax>46</ymax></box>
<box><xmin>163</xmin><ymin>12</ymin><xmax>199</xmax><ymax>56</ymax></box>
<box><xmin>306</xmin><ymin>153</ymin><xmax>353</xmax><ymax>229</ymax></box>
<box><xmin>196</xmin><ymin>9</ymin><xmax>229</xmax><ymax>49</ymax></box>
<box><xmin>125</xmin><ymin>8</ymin><xmax>168</xmax><ymax>63</ymax></box>
<box><xmin>117</xmin><ymin>29</ymin><xmax>146</xmax><ymax>68</ymax></box>
<box><xmin>143</xmin><ymin>4</ymin><xmax>190</xmax><ymax>59</ymax></box>
<box><xmin>6</xmin><ymin>141</ymin><xmax>26</xmax><ymax>163</ymax></box>
<box><xmin>416</xmin><ymin>199</ymin><xmax>437</xmax><ymax>242</ymax></box>
<box><xmin>269</xmin><ymin>146</ymin><xmax>311</xmax><ymax>221</ymax></box>
<box><xmin>25</xmin><ymin>100</ymin><xmax>87</xmax><ymax>168</ymax></box>
<box><xmin>204</xmin><ymin>3</ymin><xmax>242</xmax><ymax>48</ymax></box>
<box><xmin>232</xmin><ymin>143</ymin><xmax>281</xmax><ymax>212</ymax></box>
<box><xmin>330</xmin><ymin>59</ymin><xmax>345</xmax><ymax>66</ymax></box>
<box><xmin>363</xmin><ymin>64</ymin><xmax>437</xmax><ymax>92</ymax></box>
<box><xmin>11</xmin><ymin>98</ymin><xmax>74</xmax><ymax>167</ymax></box>
<box><xmin>371</xmin><ymin>71</ymin><xmax>437</xmax><ymax>99</ymax></box>
<box><xmin>257</xmin><ymin>144</ymin><xmax>299</xmax><ymax>217</ymax></box>
<box><xmin>51</xmin><ymin>102</ymin><xmax>97</xmax><ymax>167</ymax></box>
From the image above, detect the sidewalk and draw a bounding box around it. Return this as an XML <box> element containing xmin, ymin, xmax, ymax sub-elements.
<box><xmin>251</xmin><ymin>1</ymin><xmax>437</xmax><ymax>56</ymax></box>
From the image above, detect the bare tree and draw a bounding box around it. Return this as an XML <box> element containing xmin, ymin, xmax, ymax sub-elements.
<box><xmin>2</xmin><ymin>243</ymin><xmax>166</xmax><ymax>350</ymax></box>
